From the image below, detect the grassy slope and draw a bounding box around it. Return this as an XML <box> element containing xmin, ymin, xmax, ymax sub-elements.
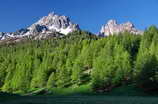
<box><xmin>1</xmin><ymin>85</ymin><xmax>158</xmax><ymax>104</ymax></box>
<box><xmin>1</xmin><ymin>95</ymin><xmax>158</xmax><ymax>104</ymax></box>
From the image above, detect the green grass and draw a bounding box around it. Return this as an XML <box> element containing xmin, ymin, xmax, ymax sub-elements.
<box><xmin>24</xmin><ymin>84</ymin><xmax>93</xmax><ymax>96</ymax></box>
<box><xmin>49</xmin><ymin>84</ymin><xmax>93</xmax><ymax>96</ymax></box>
<box><xmin>0</xmin><ymin>92</ymin><xmax>20</xmax><ymax>102</ymax></box>
<box><xmin>1</xmin><ymin>85</ymin><xmax>158</xmax><ymax>104</ymax></box>
<box><xmin>105</xmin><ymin>84</ymin><xmax>148</xmax><ymax>96</ymax></box>
<box><xmin>1</xmin><ymin>95</ymin><xmax>158</xmax><ymax>104</ymax></box>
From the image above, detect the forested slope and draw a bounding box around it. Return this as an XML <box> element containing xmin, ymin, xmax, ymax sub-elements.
<box><xmin>0</xmin><ymin>26</ymin><xmax>158</xmax><ymax>94</ymax></box>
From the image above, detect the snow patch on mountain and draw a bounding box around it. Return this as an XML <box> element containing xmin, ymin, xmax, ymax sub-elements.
<box><xmin>0</xmin><ymin>12</ymin><xmax>80</xmax><ymax>41</ymax></box>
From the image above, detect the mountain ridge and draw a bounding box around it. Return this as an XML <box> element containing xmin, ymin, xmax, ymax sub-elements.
<box><xmin>0</xmin><ymin>12</ymin><xmax>80</xmax><ymax>41</ymax></box>
<box><xmin>0</xmin><ymin>13</ymin><xmax>144</xmax><ymax>42</ymax></box>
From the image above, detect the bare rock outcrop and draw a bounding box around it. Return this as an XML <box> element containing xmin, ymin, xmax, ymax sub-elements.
<box><xmin>99</xmin><ymin>20</ymin><xmax>143</xmax><ymax>36</ymax></box>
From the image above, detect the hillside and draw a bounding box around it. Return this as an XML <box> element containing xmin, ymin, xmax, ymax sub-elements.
<box><xmin>0</xmin><ymin>26</ymin><xmax>158</xmax><ymax>95</ymax></box>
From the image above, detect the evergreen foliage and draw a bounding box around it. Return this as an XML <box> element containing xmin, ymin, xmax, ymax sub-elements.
<box><xmin>0</xmin><ymin>27</ymin><xmax>158</xmax><ymax>94</ymax></box>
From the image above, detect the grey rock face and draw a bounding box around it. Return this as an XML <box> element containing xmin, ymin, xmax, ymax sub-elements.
<box><xmin>28</xmin><ymin>24</ymin><xmax>48</xmax><ymax>35</ymax></box>
<box><xmin>0</xmin><ymin>32</ymin><xmax>4</xmax><ymax>39</ymax></box>
<box><xmin>31</xmin><ymin>12</ymin><xmax>80</xmax><ymax>34</ymax></box>
<box><xmin>99</xmin><ymin>20</ymin><xmax>143</xmax><ymax>36</ymax></box>
<box><xmin>36</xmin><ymin>13</ymin><xmax>70</xmax><ymax>29</ymax></box>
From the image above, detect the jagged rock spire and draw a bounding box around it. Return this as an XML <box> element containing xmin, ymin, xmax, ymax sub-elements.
<box><xmin>99</xmin><ymin>19</ymin><xmax>143</xmax><ymax>36</ymax></box>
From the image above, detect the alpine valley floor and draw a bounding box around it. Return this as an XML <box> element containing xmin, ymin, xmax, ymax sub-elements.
<box><xmin>1</xmin><ymin>95</ymin><xmax>158</xmax><ymax>104</ymax></box>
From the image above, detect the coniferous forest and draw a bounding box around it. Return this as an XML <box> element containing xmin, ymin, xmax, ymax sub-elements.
<box><xmin>0</xmin><ymin>26</ymin><xmax>158</xmax><ymax>95</ymax></box>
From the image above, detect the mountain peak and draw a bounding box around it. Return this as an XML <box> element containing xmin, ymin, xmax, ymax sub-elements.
<box><xmin>0</xmin><ymin>12</ymin><xmax>80</xmax><ymax>41</ymax></box>
<box><xmin>99</xmin><ymin>20</ymin><xmax>143</xmax><ymax>36</ymax></box>
<box><xmin>107</xmin><ymin>19</ymin><xmax>117</xmax><ymax>26</ymax></box>
<box><xmin>30</xmin><ymin>12</ymin><xmax>79</xmax><ymax>35</ymax></box>
<box><xmin>48</xmin><ymin>12</ymin><xmax>56</xmax><ymax>16</ymax></box>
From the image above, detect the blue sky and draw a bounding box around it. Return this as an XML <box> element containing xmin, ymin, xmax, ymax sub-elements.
<box><xmin>0</xmin><ymin>0</ymin><xmax>158</xmax><ymax>33</ymax></box>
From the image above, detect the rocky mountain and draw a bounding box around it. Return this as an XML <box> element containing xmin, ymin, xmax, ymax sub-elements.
<box><xmin>0</xmin><ymin>12</ymin><xmax>80</xmax><ymax>41</ymax></box>
<box><xmin>0</xmin><ymin>14</ymin><xmax>145</xmax><ymax>43</ymax></box>
<box><xmin>99</xmin><ymin>20</ymin><xmax>143</xmax><ymax>36</ymax></box>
